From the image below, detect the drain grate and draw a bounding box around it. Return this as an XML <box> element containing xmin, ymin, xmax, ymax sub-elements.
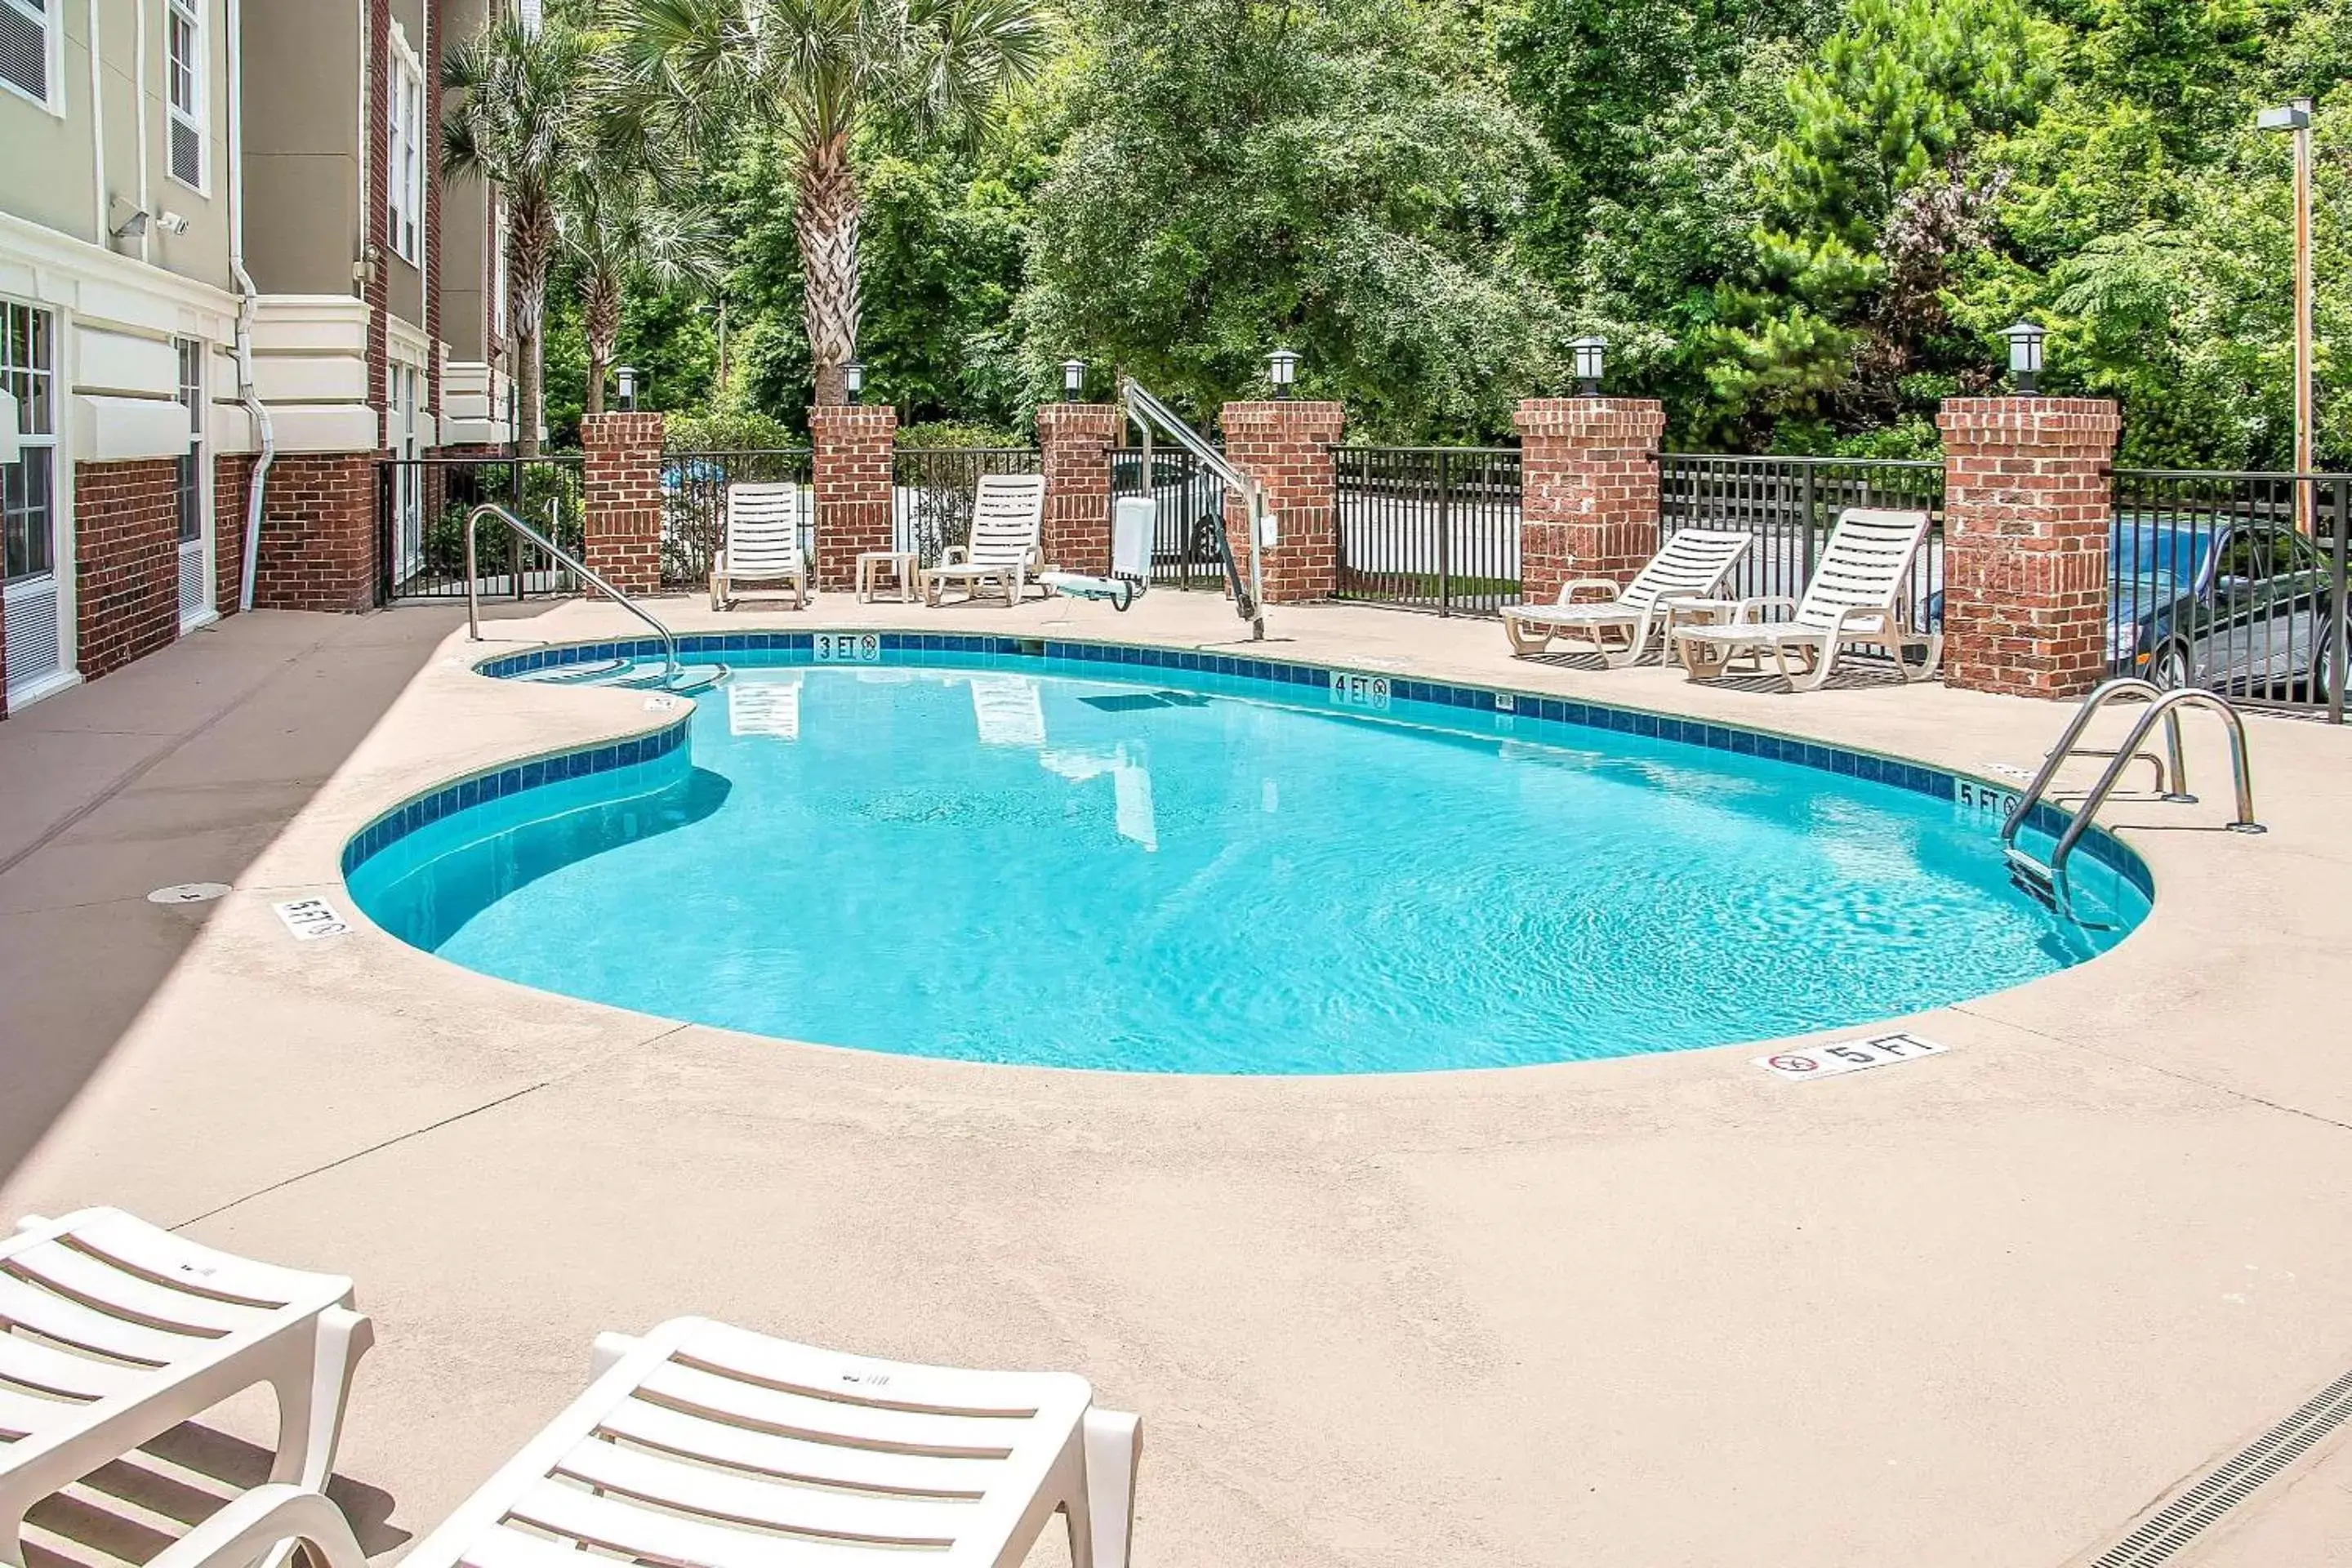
<box><xmin>2091</xmin><ymin>1366</ymin><xmax>2352</xmax><ymax>1566</ymax></box>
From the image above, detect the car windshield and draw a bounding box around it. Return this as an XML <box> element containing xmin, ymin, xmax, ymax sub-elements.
<box><xmin>2111</xmin><ymin>518</ymin><xmax>2216</xmax><ymax>594</ymax></box>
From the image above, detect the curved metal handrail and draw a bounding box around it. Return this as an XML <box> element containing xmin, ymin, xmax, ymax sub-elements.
<box><xmin>463</xmin><ymin>502</ymin><xmax>681</xmax><ymax>683</ymax></box>
<box><xmin>1120</xmin><ymin>376</ymin><xmax>1266</xmax><ymax>639</ymax></box>
<box><xmin>2000</xmin><ymin>676</ymin><xmax>2189</xmax><ymax>847</ymax></box>
<box><xmin>2041</xmin><ymin>689</ymin><xmax>2262</xmax><ymax>882</ymax></box>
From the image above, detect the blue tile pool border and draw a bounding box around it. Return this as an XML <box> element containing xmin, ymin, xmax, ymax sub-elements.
<box><xmin>461</xmin><ymin>632</ymin><xmax>2153</xmax><ymax>900</ymax></box>
<box><xmin>339</xmin><ymin>714</ymin><xmax>691</xmax><ymax>878</ymax></box>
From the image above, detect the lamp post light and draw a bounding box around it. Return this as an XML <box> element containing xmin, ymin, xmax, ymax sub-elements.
<box><xmin>1570</xmin><ymin>336</ymin><xmax>1606</xmax><ymax>397</ymax></box>
<box><xmin>2260</xmin><ymin>97</ymin><xmax>2315</xmax><ymax>511</ymax></box>
<box><xmin>1062</xmin><ymin>359</ymin><xmax>1087</xmax><ymax>403</ymax></box>
<box><xmin>843</xmin><ymin>361</ymin><xmax>865</xmax><ymax>406</ymax></box>
<box><xmin>2002</xmin><ymin>322</ymin><xmax>2046</xmax><ymax>395</ymax></box>
<box><xmin>1267</xmin><ymin>348</ymin><xmax>1299</xmax><ymax>400</ymax></box>
<box><xmin>614</xmin><ymin>365</ymin><xmax>638</xmax><ymax>412</ymax></box>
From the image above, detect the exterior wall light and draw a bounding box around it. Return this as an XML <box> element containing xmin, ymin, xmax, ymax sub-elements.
<box><xmin>1267</xmin><ymin>348</ymin><xmax>1299</xmax><ymax>399</ymax></box>
<box><xmin>1570</xmin><ymin>336</ymin><xmax>1606</xmax><ymax>397</ymax></box>
<box><xmin>1062</xmin><ymin>359</ymin><xmax>1087</xmax><ymax>403</ymax></box>
<box><xmin>844</xmin><ymin>361</ymin><xmax>865</xmax><ymax>405</ymax></box>
<box><xmin>2002</xmin><ymin>322</ymin><xmax>2046</xmax><ymax>395</ymax></box>
<box><xmin>615</xmin><ymin>366</ymin><xmax>638</xmax><ymax>411</ymax></box>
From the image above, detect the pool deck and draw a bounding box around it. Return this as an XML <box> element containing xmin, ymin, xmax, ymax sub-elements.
<box><xmin>7</xmin><ymin>588</ymin><xmax>2352</xmax><ymax>1568</ymax></box>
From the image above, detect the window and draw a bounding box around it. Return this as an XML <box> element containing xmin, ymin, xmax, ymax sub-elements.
<box><xmin>0</xmin><ymin>0</ymin><xmax>55</xmax><ymax>110</ymax></box>
<box><xmin>175</xmin><ymin>339</ymin><xmax>202</xmax><ymax>546</ymax></box>
<box><xmin>166</xmin><ymin>0</ymin><xmax>203</xmax><ymax>188</ymax></box>
<box><xmin>386</xmin><ymin>44</ymin><xmax>425</xmax><ymax>265</ymax></box>
<box><xmin>2</xmin><ymin>301</ymin><xmax>57</xmax><ymax>585</ymax></box>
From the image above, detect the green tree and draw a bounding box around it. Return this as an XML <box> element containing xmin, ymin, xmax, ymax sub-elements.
<box><xmin>558</xmin><ymin>163</ymin><xmax>726</xmax><ymax>416</ymax></box>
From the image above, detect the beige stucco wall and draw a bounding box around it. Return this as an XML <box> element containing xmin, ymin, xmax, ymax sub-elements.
<box><xmin>239</xmin><ymin>0</ymin><xmax>362</xmax><ymax>298</ymax></box>
<box><xmin>0</xmin><ymin>0</ymin><xmax>232</xmax><ymax>293</ymax></box>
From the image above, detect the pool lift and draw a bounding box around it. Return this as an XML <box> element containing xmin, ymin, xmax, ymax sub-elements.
<box><xmin>461</xmin><ymin>501</ymin><xmax>727</xmax><ymax>695</ymax></box>
<box><xmin>1038</xmin><ymin>377</ymin><xmax>1268</xmax><ymax>639</ymax></box>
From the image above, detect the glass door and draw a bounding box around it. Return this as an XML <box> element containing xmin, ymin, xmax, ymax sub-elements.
<box><xmin>175</xmin><ymin>337</ymin><xmax>211</xmax><ymax>626</ymax></box>
<box><xmin>2</xmin><ymin>299</ymin><xmax>66</xmax><ymax>700</ymax></box>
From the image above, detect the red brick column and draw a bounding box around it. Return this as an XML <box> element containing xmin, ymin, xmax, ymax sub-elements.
<box><xmin>213</xmin><ymin>453</ymin><xmax>253</xmax><ymax>618</ymax></box>
<box><xmin>74</xmin><ymin>459</ymin><xmax>181</xmax><ymax>680</ymax></box>
<box><xmin>810</xmin><ymin>404</ymin><xmax>898</xmax><ymax>592</ymax></box>
<box><xmin>1036</xmin><ymin>403</ymin><xmax>1118</xmax><ymax>573</ymax></box>
<box><xmin>1513</xmin><ymin>398</ymin><xmax>1668</xmax><ymax>604</ymax></box>
<box><xmin>1937</xmin><ymin>397</ymin><xmax>2122</xmax><ymax>699</ymax></box>
<box><xmin>581</xmin><ymin>412</ymin><xmax>666</xmax><ymax>595</ymax></box>
<box><xmin>1220</xmin><ymin>400</ymin><xmax>1343</xmax><ymax>604</ymax></box>
<box><xmin>252</xmin><ymin>454</ymin><xmax>383</xmax><ymax>612</ymax></box>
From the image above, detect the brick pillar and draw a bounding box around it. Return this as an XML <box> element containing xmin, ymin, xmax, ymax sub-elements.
<box><xmin>1220</xmin><ymin>400</ymin><xmax>1343</xmax><ymax>604</ymax></box>
<box><xmin>1937</xmin><ymin>397</ymin><xmax>2122</xmax><ymax>699</ymax></box>
<box><xmin>1514</xmin><ymin>398</ymin><xmax>1668</xmax><ymax>605</ymax></box>
<box><xmin>74</xmin><ymin>459</ymin><xmax>182</xmax><ymax>680</ymax></box>
<box><xmin>1036</xmin><ymin>403</ymin><xmax>1118</xmax><ymax>572</ymax></box>
<box><xmin>810</xmin><ymin>404</ymin><xmax>898</xmax><ymax>592</ymax></box>
<box><xmin>252</xmin><ymin>452</ymin><xmax>381</xmax><ymax>612</ymax></box>
<box><xmin>581</xmin><ymin>412</ymin><xmax>666</xmax><ymax>595</ymax></box>
<box><xmin>213</xmin><ymin>452</ymin><xmax>253</xmax><ymax>619</ymax></box>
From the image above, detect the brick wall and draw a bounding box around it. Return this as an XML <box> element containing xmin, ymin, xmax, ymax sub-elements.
<box><xmin>1036</xmin><ymin>403</ymin><xmax>1117</xmax><ymax>573</ymax></box>
<box><xmin>252</xmin><ymin>453</ymin><xmax>383</xmax><ymax>612</ymax></box>
<box><xmin>1938</xmin><ymin>397</ymin><xmax>2123</xmax><ymax>699</ymax></box>
<box><xmin>810</xmin><ymin>405</ymin><xmax>898</xmax><ymax>591</ymax></box>
<box><xmin>1221</xmin><ymin>400</ymin><xmax>1344</xmax><ymax>604</ymax></box>
<box><xmin>214</xmin><ymin>453</ymin><xmax>254</xmax><ymax>619</ymax></box>
<box><xmin>581</xmin><ymin>412</ymin><xmax>666</xmax><ymax>595</ymax></box>
<box><xmin>1514</xmin><ymin>398</ymin><xmax>1668</xmax><ymax>604</ymax></box>
<box><xmin>73</xmin><ymin>459</ymin><xmax>182</xmax><ymax>681</ymax></box>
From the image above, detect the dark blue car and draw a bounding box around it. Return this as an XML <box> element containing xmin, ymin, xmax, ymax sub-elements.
<box><xmin>2111</xmin><ymin>516</ymin><xmax>2339</xmax><ymax>701</ymax></box>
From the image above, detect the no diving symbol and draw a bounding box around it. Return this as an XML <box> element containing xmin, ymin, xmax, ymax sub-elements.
<box><xmin>1766</xmin><ymin>1054</ymin><xmax>1818</xmax><ymax>1073</ymax></box>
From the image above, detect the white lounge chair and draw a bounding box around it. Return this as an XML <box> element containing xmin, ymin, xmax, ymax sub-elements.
<box><xmin>171</xmin><ymin>1316</ymin><xmax>1142</xmax><ymax>1568</ymax></box>
<box><xmin>1671</xmin><ymin>507</ymin><xmax>1941</xmax><ymax>691</ymax></box>
<box><xmin>924</xmin><ymin>475</ymin><xmax>1047</xmax><ymax>608</ymax></box>
<box><xmin>1500</xmin><ymin>528</ymin><xmax>1753</xmax><ymax>664</ymax></box>
<box><xmin>710</xmin><ymin>482</ymin><xmax>809</xmax><ymax>611</ymax></box>
<box><xmin>0</xmin><ymin>1208</ymin><xmax>373</xmax><ymax>1566</ymax></box>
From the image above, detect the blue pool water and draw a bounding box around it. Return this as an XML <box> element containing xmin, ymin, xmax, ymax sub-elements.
<box><xmin>346</xmin><ymin>657</ymin><xmax>2148</xmax><ymax>1073</ymax></box>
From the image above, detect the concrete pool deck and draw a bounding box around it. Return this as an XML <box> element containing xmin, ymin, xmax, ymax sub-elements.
<box><xmin>6</xmin><ymin>589</ymin><xmax>2352</xmax><ymax>1568</ymax></box>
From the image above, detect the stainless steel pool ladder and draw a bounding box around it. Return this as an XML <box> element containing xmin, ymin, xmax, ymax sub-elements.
<box><xmin>2000</xmin><ymin>678</ymin><xmax>2263</xmax><ymax>915</ymax></box>
<box><xmin>463</xmin><ymin>501</ymin><xmax>683</xmax><ymax>685</ymax></box>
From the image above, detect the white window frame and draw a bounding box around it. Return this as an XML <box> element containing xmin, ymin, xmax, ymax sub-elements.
<box><xmin>386</xmin><ymin>30</ymin><xmax>425</xmax><ymax>266</ymax></box>
<box><xmin>165</xmin><ymin>0</ymin><xmax>207</xmax><ymax>192</ymax></box>
<box><xmin>0</xmin><ymin>0</ymin><xmax>65</xmax><ymax>116</ymax></box>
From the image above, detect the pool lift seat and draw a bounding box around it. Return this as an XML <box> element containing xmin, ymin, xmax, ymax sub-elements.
<box><xmin>1041</xmin><ymin>497</ymin><xmax>1158</xmax><ymax>612</ymax></box>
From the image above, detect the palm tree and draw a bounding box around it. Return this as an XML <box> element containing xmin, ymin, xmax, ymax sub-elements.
<box><xmin>604</xmin><ymin>0</ymin><xmax>1050</xmax><ymax>406</ymax></box>
<box><xmin>442</xmin><ymin>11</ymin><xmax>595</xmax><ymax>456</ymax></box>
<box><xmin>560</xmin><ymin>166</ymin><xmax>727</xmax><ymax>415</ymax></box>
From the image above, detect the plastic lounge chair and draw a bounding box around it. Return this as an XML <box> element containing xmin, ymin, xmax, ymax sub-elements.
<box><xmin>0</xmin><ymin>1208</ymin><xmax>373</xmax><ymax>1566</ymax></box>
<box><xmin>1670</xmin><ymin>507</ymin><xmax>1941</xmax><ymax>691</ymax></box>
<box><xmin>1499</xmin><ymin>528</ymin><xmax>1753</xmax><ymax>665</ymax></box>
<box><xmin>184</xmin><ymin>1316</ymin><xmax>1141</xmax><ymax>1568</ymax></box>
<box><xmin>924</xmin><ymin>475</ymin><xmax>1047</xmax><ymax>608</ymax></box>
<box><xmin>711</xmin><ymin>483</ymin><xmax>809</xmax><ymax>612</ymax></box>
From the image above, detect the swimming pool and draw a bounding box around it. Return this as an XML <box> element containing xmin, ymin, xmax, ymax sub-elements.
<box><xmin>343</xmin><ymin>638</ymin><xmax>2149</xmax><ymax>1074</ymax></box>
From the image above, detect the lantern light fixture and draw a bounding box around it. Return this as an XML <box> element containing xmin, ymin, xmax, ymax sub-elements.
<box><xmin>1062</xmin><ymin>359</ymin><xmax>1087</xmax><ymax>403</ymax></box>
<box><xmin>2002</xmin><ymin>321</ymin><xmax>2046</xmax><ymax>395</ymax></box>
<box><xmin>1570</xmin><ymin>336</ymin><xmax>1606</xmax><ymax>397</ymax></box>
<box><xmin>1267</xmin><ymin>348</ymin><xmax>1300</xmax><ymax>399</ymax></box>
<box><xmin>843</xmin><ymin>361</ymin><xmax>865</xmax><ymax>405</ymax></box>
<box><xmin>615</xmin><ymin>365</ymin><xmax>639</xmax><ymax>411</ymax></box>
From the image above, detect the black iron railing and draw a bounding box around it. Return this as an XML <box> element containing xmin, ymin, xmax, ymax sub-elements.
<box><xmin>1111</xmin><ymin>446</ymin><xmax>1231</xmax><ymax>589</ymax></box>
<box><xmin>661</xmin><ymin>449</ymin><xmax>813</xmax><ymax>589</ymax></box>
<box><xmin>1659</xmin><ymin>454</ymin><xmax>1945</xmax><ymax>630</ymax></box>
<box><xmin>2108</xmin><ymin>470</ymin><xmax>2348</xmax><ymax>721</ymax></box>
<box><xmin>893</xmin><ymin>447</ymin><xmax>1041</xmax><ymax>566</ymax></box>
<box><xmin>1334</xmin><ymin>447</ymin><xmax>1522</xmax><ymax>615</ymax></box>
<box><xmin>377</xmin><ymin>455</ymin><xmax>585</xmax><ymax>604</ymax></box>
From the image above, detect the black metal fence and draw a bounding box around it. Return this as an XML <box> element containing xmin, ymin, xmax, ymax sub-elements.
<box><xmin>660</xmin><ymin>449</ymin><xmax>813</xmax><ymax>589</ymax></box>
<box><xmin>377</xmin><ymin>456</ymin><xmax>584</xmax><ymax>604</ymax></box>
<box><xmin>2108</xmin><ymin>470</ymin><xmax>2348</xmax><ymax>720</ymax></box>
<box><xmin>1659</xmin><ymin>454</ymin><xmax>1945</xmax><ymax>629</ymax></box>
<box><xmin>1334</xmin><ymin>448</ymin><xmax>1522</xmax><ymax>615</ymax></box>
<box><xmin>1111</xmin><ymin>447</ymin><xmax>1232</xmax><ymax>588</ymax></box>
<box><xmin>893</xmin><ymin>447</ymin><xmax>1041</xmax><ymax>566</ymax></box>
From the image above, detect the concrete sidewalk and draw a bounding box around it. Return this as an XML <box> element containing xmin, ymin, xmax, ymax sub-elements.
<box><xmin>6</xmin><ymin>592</ymin><xmax>2352</xmax><ymax>1568</ymax></box>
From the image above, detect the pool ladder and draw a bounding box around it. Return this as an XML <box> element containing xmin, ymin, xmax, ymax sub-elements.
<box><xmin>1999</xmin><ymin>677</ymin><xmax>2263</xmax><ymax>922</ymax></box>
<box><xmin>463</xmin><ymin>502</ymin><xmax>719</xmax><ymax>693</ymax></box>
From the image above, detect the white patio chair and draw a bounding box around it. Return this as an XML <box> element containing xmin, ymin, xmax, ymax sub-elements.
<box><xmin>0</xmin><ymin>1208</ymin><xmax>373</xmax><ymax>1567</ymax></box>
<box><xmin>711</xmin><ymin>482</ymin><xmax>809</xmax><ymax>611</ymax></box>
<box><xmin>186</xmin><ymin>1316</ymin><xmax>1138</xmax><ymax>1568</ymax></box>
<box><xmin>924</xmin><ymin>475</ymin><xmax>1047</xmax><ymax>608</ymax></box>
<box><xmin>1671</xmin><ymin>507</ymin><xmax>1941</xmax><ymax>691</ymax></box>
<box><xmin>1499</xmin><ymin>528</ymin><xmax>1753</xmax><ymax>665</ymax></box>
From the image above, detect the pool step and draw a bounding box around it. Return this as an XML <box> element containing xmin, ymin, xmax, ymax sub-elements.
<box><xmin>509</xmin><ymin>657</ymin><xmax>730</xmax><ymax>697</ymax></box>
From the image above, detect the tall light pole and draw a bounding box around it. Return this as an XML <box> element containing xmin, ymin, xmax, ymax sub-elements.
<box><xmin>2261</xmin><ymin>98</ymin><xmax>2315</xmax><ymax>524</ymax></box>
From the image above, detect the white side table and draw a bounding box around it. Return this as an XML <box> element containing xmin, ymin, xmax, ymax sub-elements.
<box><xmin>856</xmin><ymin>550</ymin><xmax>921</xmax><ymax>604</ymax></box>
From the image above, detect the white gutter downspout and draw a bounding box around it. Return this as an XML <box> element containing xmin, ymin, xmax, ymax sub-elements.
<box><xmin>87</xmin><ymin>0</ymin><xmax>105</xmax><ymax>241</ymax></box>
<box><xmin>227</xmin><ymin>0</ymin><xmax>273</xmax><ymax>611</ymax></box>
<box><xmin>133</xmin><ymin>0</ymin><xmax>151</xmax><ymax>264</ymax></box>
